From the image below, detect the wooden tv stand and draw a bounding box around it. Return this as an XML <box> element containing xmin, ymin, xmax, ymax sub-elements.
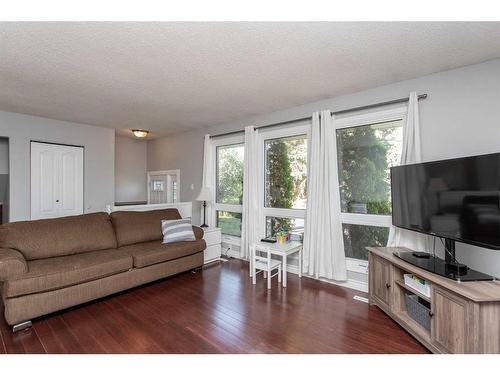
<box><xmin>367</xmin><ymin>247</ymin><xmax>500</xmax><ymax>353</ymax></box>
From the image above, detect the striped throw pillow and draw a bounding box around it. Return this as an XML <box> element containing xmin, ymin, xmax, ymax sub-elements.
<box><xmin>161</xmin><ymin>218</ymin><xmax>196</xmax><ymax>244</ymax></box>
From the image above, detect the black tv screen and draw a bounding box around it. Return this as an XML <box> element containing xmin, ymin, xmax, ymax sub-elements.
<box><xmin>391</xmin><ymin>152</ymin><xmax>500</xmax><ymax>250</ymax></box>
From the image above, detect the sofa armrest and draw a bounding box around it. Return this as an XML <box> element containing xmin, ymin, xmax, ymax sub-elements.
<box><xmin>192</xmin><ymin>226</ymin><xmax>204</xmax><ymax>240</ymax></box>
<box><xmin>0</xmin><ymin>248</ymin><xmax>28</xmax><ymax>281</ymax></box>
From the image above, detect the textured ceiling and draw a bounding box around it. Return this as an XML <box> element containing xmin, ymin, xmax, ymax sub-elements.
<box><xmin>1</xmin><ymin>22</ymin><xmax>500</xmax><ymax>138</ymax></box>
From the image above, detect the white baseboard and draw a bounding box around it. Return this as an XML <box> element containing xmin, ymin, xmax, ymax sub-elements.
<box><xmin>224</xmin><ymin>248</ymin><xmax>243</xmax><ymax>259</ymax></box>
<box><xmin>319</xmin><ymin>276</ymin><xmax>368</xmax><ymax>293</ymax></box>
<box><xmin>284</xmin><ymin>264</ymin><xmax>368</xmax><ymax>293</ymax></box>
<box><xmin>204</xmin><ymin>257</ymin><xmax>221</xmax><ymax>265</ymax></box>
<box><xmin>223</xmin><ymin>253</ymin><xmax>368</xmax><ymax>293</ymax></box>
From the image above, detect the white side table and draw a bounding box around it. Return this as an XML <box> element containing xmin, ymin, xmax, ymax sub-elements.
<box><xmin>251</xmin><ymin>240</ymin><xmax>302</xmax><ymax>287</ymax></box>
<box><xmin>202</xmin><ymin>227</ymin><xmax>222</xmax><ymax>264</ymax></box>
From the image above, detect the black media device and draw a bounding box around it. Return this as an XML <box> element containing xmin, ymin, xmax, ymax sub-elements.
<box><xmin>412</xmin><ymin>252</ymin><xmax>431</xmax><ymax>259</ymax></box>
<box><xmin>391</xmin><ymin>152</ymin><xmax>500</xmax><ymax>281</ymax></box>
<box><xmin>261</xmin><ymin>237</ymin><xmax>277</xmax><ymax>243</ymax></box>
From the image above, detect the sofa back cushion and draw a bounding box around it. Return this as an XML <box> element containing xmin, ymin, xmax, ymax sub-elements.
<box><xmin>110</xmin><ymin>209</ymin><xmax>182</xmax><ymax>247</ymax></box>
<box><xmin>0</xmin><ymin>212</ymin><xmax>117</xmax><ymax>260</ymax></box>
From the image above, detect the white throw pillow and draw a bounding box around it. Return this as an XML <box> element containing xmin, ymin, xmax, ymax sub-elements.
<box><xmin>161</xmin><ymin>218</ymin><xmax>196</xmax><ymax>244</ymax></box>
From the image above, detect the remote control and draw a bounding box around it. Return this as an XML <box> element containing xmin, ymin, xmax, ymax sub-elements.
<box><xmin>261</xmin><ymin>237</ymin><xmax>277</xmax><ymax>243</ymax></box>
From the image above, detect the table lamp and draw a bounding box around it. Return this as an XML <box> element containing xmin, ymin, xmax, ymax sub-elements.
<box><xmin>196</xmin><ymin>187</ymin><xmax>212</xmax><ymax>228</ymax></box>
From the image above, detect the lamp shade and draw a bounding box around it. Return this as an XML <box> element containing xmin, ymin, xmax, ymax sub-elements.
<box><xmin>196</xmin><ymin>187</ymin><xmax>212</xmax><ymax>202</ymax></box>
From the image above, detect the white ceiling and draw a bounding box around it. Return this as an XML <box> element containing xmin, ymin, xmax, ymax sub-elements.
<box><xmin>1</xmin><ymin>22</ymin><xmax>500</xmax><ymax>138</ymax></box>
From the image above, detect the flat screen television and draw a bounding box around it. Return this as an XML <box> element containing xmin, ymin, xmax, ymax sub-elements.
<box><xmin>390</xmin><ymin>152</ymin><xmax>499</xmax><ymax>281</ymax></box>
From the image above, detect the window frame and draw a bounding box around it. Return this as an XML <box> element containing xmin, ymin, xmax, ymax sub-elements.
<box><xmin>257</xmin><ymin>122</ymin><xmax>311</xmax><ymax>239</ymax></box>
<box><xmin>334</xmin><ymin>106</ymin><xmax>407</xmax><ymax>272</ymax></box>
<box><xmin>211</xmin><ymin>134</ymin><xmax>245</xmax><ymax>240</ymax></box>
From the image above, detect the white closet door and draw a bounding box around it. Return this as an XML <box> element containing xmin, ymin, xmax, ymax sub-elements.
<box><xmin>31</xmin><ymin>142</ymin><xmax>84</xmax><ymax>220</ymax></box>
<box><xmin>31</xmin><ymin>143</ymin><xmax>59</xmax><ymax>219</ymax></box>
<box><xmin>59</xmin><ymin>147</ymin><xmax>84</xmax><ymax>217</ymax></box>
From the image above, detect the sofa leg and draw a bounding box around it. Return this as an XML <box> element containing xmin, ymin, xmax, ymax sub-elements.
<box><xmin>12</xmin><ymin>320</ymin><xmax>32</xmax><ymax>333</ymax></box>
<box><xmin>191</xmin><ymin>266</ymin><xmax>203</xmax><ymax>274</ymax></box>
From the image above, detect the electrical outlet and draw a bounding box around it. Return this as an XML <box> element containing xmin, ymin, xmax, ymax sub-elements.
<box><xmin>223</xmin><ymin>244</ymin><xmax>232</xmax><ymax>257</ymax></box>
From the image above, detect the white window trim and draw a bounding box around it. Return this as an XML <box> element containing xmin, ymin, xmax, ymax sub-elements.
<box><xmin>346</xmin><ymin>258</ymin><xmax>370</xmax><ymax>275</ymax></box>
<box><xmin>257</xmin><ymin>121</ymin><xmax>311</xmax><ymax>238</ymax></box>
<box><xmin>335</xmin><ymin>106</ymin><xmax>407</xmax><ymax>272</ymax></box>
<box><xmin>340</xmin><ymin>213</ymin><xmax>392</xmax><ymax>227</ymax></box>
<box><xmin>212</xmin><ymin>134</ymin><xmax>245</xmax><ymax>240</ymax></box>
<box><xmin>334</xmin><ymin>106</ymin><xmax>407</xmax><ymax>129</ymax></box>
<box><xmin>262</xmin><ymin>207</ymin><xmax>305</xmax><ymax>220</ymax></box>
<box><xmin>215</xmin><ymin>203</ymin><xmax>243</xmax><ymax>214</ymax></box>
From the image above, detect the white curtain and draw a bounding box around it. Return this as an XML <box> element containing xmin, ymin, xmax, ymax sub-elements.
<box><xmin>387</xmin><ymin>92</ymin><xmax>431</xmax><ymax>251</ymax></box>
<box><xmin>200</xmin><ymin>134</ymin><xmax>215</xmax><ymax>227</ymax></box>
<box><xmin>303</xmin><ymin>110</ymin><xmax>347</xmax><ymax>281</ymax></box>
<box><xmin>240</xmin><ymin>126</ymin><xmax>260</xmax><ymax>259</ymax></box>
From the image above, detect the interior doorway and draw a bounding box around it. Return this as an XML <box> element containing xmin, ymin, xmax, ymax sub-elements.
<box><xmin>147</xmin><ymin>169</ymin><xmax>180</xmax><ymax>204</ymax></box>
<box><xmin>0</xmin><ymin>137</ymin><xmax>9</xmax><ymax>223</ymax></box>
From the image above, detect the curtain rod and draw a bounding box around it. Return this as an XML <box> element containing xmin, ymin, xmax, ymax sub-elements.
<box><xmin>209</xmin><ymin>93</ymin><xmax>427</xmax><ymax>138</ymax></box>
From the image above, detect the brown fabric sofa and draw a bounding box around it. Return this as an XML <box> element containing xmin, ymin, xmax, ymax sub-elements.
<box><xmin>0</xmin><ymin>209</ymin><xmax>205</xmax><ymax>327</ymax></box>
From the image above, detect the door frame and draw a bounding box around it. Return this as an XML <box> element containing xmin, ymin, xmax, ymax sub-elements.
<box><xmin>30</xmin><ymin>140</ymin><xmax>85</xmax><ymax>220</ymax></box>
<box><xmin>0</xmin><ymin>136</ymin><xmax>9</xmax><ymax>224</ymax></box>
<box><xmin>147</xmin><ymin>169</ymin><xmax>180</xmax><ymax>204</ymax></box>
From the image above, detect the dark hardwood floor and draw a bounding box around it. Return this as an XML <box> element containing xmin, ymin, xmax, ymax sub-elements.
<box><xmin>0</xmin><ymin>259</ymin><xmax>428</xmax><ymax>354</ymax></box>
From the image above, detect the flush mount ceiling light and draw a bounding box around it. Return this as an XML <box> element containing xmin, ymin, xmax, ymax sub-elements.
<box><xmin>132</xmin><ymin>129</ymin><xmax>149</xmax><ymax>138</ymax></box>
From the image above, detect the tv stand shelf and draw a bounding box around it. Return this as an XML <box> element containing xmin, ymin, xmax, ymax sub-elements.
<box><xmin>394</xmin><ymin>279</ymin><xmax>431</xmax><ymax>303</ymax></box>
<box><xmin>368</xmin><ymin>247</ymin><xmax>500</xmax><ymax>353</ymax></box>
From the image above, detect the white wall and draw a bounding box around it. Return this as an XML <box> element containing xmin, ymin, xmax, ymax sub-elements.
<box><xmin>148</xmin><ymin>129</ymin><xmax>205</xmax><ymax>217</ymax></box>
<box><xmin>115</xmin><ymin>135</ymin><xmax>147</xmax><ymax>204</ymax></box>
<box><xmin>148</xmin><ymin>58</ymin><xmax>500</xmax><ymax>278</ymax></box>
<box><xmin>0</xmin><ymin>110</ymin><xmax>115</xmax><ymax>222</ymax></box>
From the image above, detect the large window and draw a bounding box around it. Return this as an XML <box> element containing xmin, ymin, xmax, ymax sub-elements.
<box><xmin>342</xmin><ymin>224</ymin><xmax>389</xmax><ymax>261</ymax></box>
<box><xmin>214</xmin><ymin>138</ymin><xmax>244</xmax><ymax>237</ymax></box>
<box><xmin>335</xmin><ymin>109</ymin><xmax>405</xmax><ymax>266</ymax></box>
<box><xmin>260</xmin><ymin>125</ymin><xmax>309</xmax><ymax>240</ymax></box>
<box><xmin>216</xmin><ymin>144</ymin><xmax>244</xmax><ymax>205</ymax></box>
<box><xmin>337</xmin><ymin>120</ymin><xmax>402</xmax><ymax>215</ymax></box>
<box><xmin>216</xmin><ymin>211</ymin><xmax>242</xmax><ymax>237</ymax></box>
<box><xmin>265</xmin><ymin>216</ymin><xmax>305</xmax><ymax>241</ymax></box>
<box><xmin>265</xmin><ymin>135</ymin><xmax>308</xmax><ymax>210</ymax></box>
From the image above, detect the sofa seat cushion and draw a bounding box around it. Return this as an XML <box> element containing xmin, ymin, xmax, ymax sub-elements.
<box><xmin>121</xmin><ymin>239</ymin><xmax>206</xmax><ymax>268</ymax></box>
<box><xmin>3</xmin><ymin>249</ymin><xmax>133</xmax><ymax>298</ymax></box>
